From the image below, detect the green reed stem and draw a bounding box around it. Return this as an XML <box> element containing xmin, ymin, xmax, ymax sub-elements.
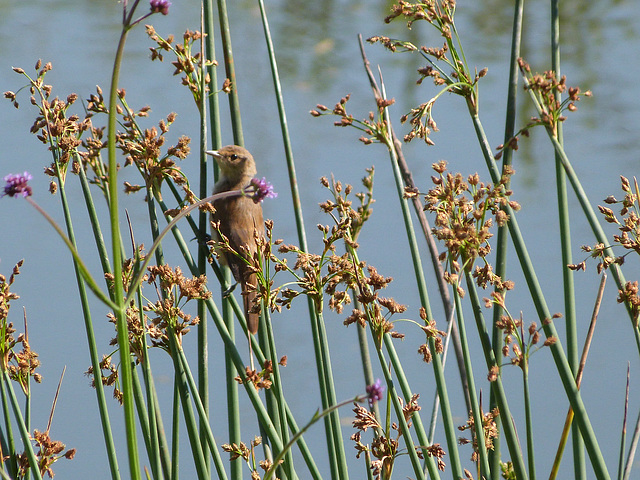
<box><xmin>203</xmin><ymin>0</ymin><xmax>222</xmax><ymax>149</ymax></box>
<box><xmin>262</xmin><ymin>308</ymin><xmax>296</xmax><ymax>480</ymax></box>
<box><xmin>452</xmin><ymin>284</ymin><xmax>491</xmax><ymax>478</ymax></box>
<box><xmin>623</xmin><ymin>409</ymin><xmax>640</xmax><ymax>480</ymax></box>
<box><xmin>152</xmin><ymin>384</ymin><xmax>172</xmax><ymax>479</ymax></box>
<box><xmin>464</xmin><ymin>272</ymin><xmax>528</xmax><ymax>480</ymax></box>
<box><xmin>427</xmin><ymin>307</ymin><xmax>455</xmax><ymax>444</ymax></box>
<box><xmin>175</xmin><ymin>343</ymin><xmax>229</xmax><ymax>480</ymax></box>
<box><xmin>492</xmin><ymin>1</ymin><xmax>524</xmax><ymax>477</ymax></box>
<box><xmin>256</xmin><ymin>3</ymin><xmax>347</xmax><ymax>476</ymax></box>
<box><xmin>197</xmin><ymin>4</ymin><xmax>211</xmax><ymax>467</ymax></box>
<box><xmin>77</xmin><ymin>165</ymin><xmax>113</xmax><ymax>277</ymax></box>
<box><xmin>171</xmin><ymin>375</ymin><xmax>180</xmax><ymax>480</ymax></box>
<box><xmin>217</xmin><ymin>0</ymin><xmax>243</xmax><ymax>146</ymax></box>
<box><xmin>107</xmin><ymin>22</ymin><xmax>140</xmax><ymax>479</ymax></box>
<box><xmin>58</xmin><ymin>167</ymin><xmax>120</xmax><ymax>480</ymax></box>
<box><xmin>0</xmin><ymin>375</ymin><xmax>18</xmax><ymax>477</ymax></box>
<box><xmin>378</xmin><ymin>335</ymin><xmax>438</xmax><ymax>479</ymax></box>
<box><xmin>167</xmin><ymin>331</ymin><xmax>209</xmax><ymax>479</ymax></box>
<box><xmin>315</xmin><ymin>310</ymin><xmax>349</xmax><ymax>479</ymax></box>
<box><xmin>138</xmin><ymin>187</ymin><xmax>170</xmax><ymax>479</ymax></box>
<box><xmin>523</xmin><ymin>363</ymin><xmax>536</xmax><ymax>480</ymax></box>
<box><xmin>549</xmin><ymin>0</ymin><xmax>584</xmax><ymax>475</ymax></box>
<box><xmin>215</xmin><ymin>2</ymin><xmax>245</xmax><ymax>476</ymax></box>
<box><xmin>2</xmin><ymin>370</ymin><xmax>42</xmax><ymax>480</ymax></box>
<box><xmin>0</xmin><ymin>466</ymin><xmax>12</xmax><ymax>480</ymax></box>
<box><xmin>618</xmin><ymin>365</ymin><xmax>630</xmax><ymax>480</ymax></box>
<box><xmin>223</xmin><ymin>282</ymin><xmax>242</xmax><ymax>480</ymax></box>
<box><xmin>353</xmin><ymin>298</ymin><xmax>378</xmax><ymax>417</ymax></box>
<box><xmin>139</xmin><ymin>325</ymin><xmax>166</xmax><ymax>480</ymax></box>
<box><xmin>468</xmin><ymin>108</ymin><xmax>610</xmax><ymax>480</ymax></box>
<box><xmin>375</xmin><ymin>344</ymin><xmax>429</xmax><ymax>480</ymax></box>
<box><xmin>159</xmin><ymin>184</ymin><xmax>324</xmax><ymax>477</ymax></box>
<box><xmin>257</xmin><ymin>0</ymin><xmax>307</xmax><ymax>249</ymax></box>
<box><xmin>373</xmin><ymin>75</ymin><xmax>463</xmax><ymax>479</ymax></box>
<box><xmin>130</xmin><ymin>369</ymin><xmax>153</xmax><ymax>460</ymax></box>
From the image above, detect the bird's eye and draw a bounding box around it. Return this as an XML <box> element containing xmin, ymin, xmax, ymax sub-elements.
<box><xmin>230</xmin><ymin>154</ymin><xmax>238</xmax><ymax>160</ymax></box>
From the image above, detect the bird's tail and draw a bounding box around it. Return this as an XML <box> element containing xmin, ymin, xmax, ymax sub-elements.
<box><xmin>243</xmin><ymin>274</ymin><xmax>260</xmax><ymax>334</ymax></box>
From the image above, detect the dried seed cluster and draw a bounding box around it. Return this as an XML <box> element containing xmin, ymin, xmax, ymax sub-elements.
<box><xmin>1</xmin><ymin>261</ymin><xmax>75</xmax><ymax>476</ymax></box>
<box><xmin>458</xmin><ymin>408</ymin><xmax>499</xmax><ymax>462</ymax></box>
<box><xmin>383</xmin><ymin>0</ymin><xmax>457</xmax><ymax>31</ymax></box>
<box><xmin>147</xmin><ymin>25</ymin><xmax>216</xmax><ymax>103</ymax></box>
<box><xmin>424</xmin><ymin>161</ymin><xmax>519</xmax><ymax>285</ymax></box>
<box><xmin>506</xmin><ymin>57</ymin><xmax>593</xmax><ymax>149</ymax></box>
<box><xmin>578</xmin><ymin>176</ymin><xmax>640</xmax><ymax>323</ymax></box>
<box><xmin>274</xmin><ymin>171</ymin><xmax>378</xmax><ymax>320</ymax></box>
<box><xmin>5</xmin><ymin>61</ymin><xmax>90</xmax><ymax>193</ymax></box>
<box><xmin>221</xmin><ymin>436</ymin><xmax>281</xmax><ymax>479</ymax></box>
<box><xmin>367</xmin><ymin>1</ymin><xmax>490</xmax><ymax>146</ymax></box>
<box><xmin>310</xmin><ymin>94</ymin><xmax>395</xmax><ymax>147</ymax></box>
<box><xmin>1</xmin><ymin>261</ymin><xmax>42</xmax><ymax>393</ymax></box>
<box><xmin>484</xmin><ymin>293</ymin><xmax>559</xmax><ymax>370</ymax></box>
<box><xmin>16</xmin><ymin>429</ymin><xmax>76</xmax><ymax>479</ymax></box>
<box><xmin>351</xmin><ymin>393</ymin><xmax>438</xmax><ymax>479</ymax></box>
<box><xmin>5</xmin><ymin>60</ymin><xmax>194</xmax><ymax>201</ymax></box>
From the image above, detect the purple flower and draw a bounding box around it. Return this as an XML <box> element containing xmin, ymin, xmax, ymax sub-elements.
<box><xmin>249</xmin><ymin>177</ymin><xmax>277</xmax><ymax>203</ymax></box>
<box><xmin>366</xmin><ymin>379</ymin><xmax>385</xmax><ymax>405</ymax></box>
<box><xmin>2</xmin><ymin>172</ymin><xmax>33</xmax><ymax>198</ymax></box>
<box><xmin>150</xmin><ymin>0</ymin><xmax>171</xmax><ymax>15</ymax></box>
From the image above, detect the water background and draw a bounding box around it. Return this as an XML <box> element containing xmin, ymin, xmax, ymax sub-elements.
<box><xmin>1</xmin><ymin>0</ymin><xmax>639</xmax><ymax>478</ymax></box>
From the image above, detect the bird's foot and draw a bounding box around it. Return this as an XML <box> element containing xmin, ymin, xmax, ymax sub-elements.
<box><xmin>192</xmin><ymin>233</ymin><xmax>212</xmax><ymax>246</ymax></box>
<box><xmin>223</xmin><ymin>282</ymin><xmax>239</xmax><ymax>297</ymax></box>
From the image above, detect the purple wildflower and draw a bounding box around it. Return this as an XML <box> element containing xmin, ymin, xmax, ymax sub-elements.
<box><xmin>366</xmin><ymin>379</ymin><xmax>385</xmax><ymax>406</ymax></box>
<box><xmin>150</xmin><ymin>0</ymin><xmax>171</xmax><ymax>15</ymax></box>
<box><xmin>2</xmin><ymin>172</ymin><xmax>33</xmax><ymax>198</ymax></box>
<box><xmin>249</xmin><ymin>177</ymin><xmax>277</xmax><ymax>203</ymax></box>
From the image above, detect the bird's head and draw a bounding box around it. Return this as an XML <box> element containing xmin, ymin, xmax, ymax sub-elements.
<box><xmin>206</xmin><ymin>145</ymin><xmax>257</xmax><ymax>182</ymax></box>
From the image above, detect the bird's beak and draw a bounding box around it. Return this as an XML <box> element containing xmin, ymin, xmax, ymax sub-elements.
<box><xmin>205</xmin><ymin>150</ymin><xmax>221</xmax><ymax>158</ymax></box>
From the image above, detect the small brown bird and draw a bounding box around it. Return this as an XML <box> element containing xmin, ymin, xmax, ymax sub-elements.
<box><xmin>206</xmin><ymin>145</ymin><xmax>264</xmax><ymax>334</ymax></box>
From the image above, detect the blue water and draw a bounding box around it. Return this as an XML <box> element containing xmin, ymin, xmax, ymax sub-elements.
<box><xmin>1</xmin><ymin>1</ymin><xmax>639</xmax><ymax>478</ymax></box>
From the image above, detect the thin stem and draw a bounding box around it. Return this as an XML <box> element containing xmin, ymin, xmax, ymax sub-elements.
<box><xmin>262</xmin><ymin>308</ymin><xmax>296</xmax><ymax>480</ymax></box>
<box><xmin>375</xmin><ymin>344</ymin><xmax>429</xmax><ymax>480</ymax></box>
<box><xmin>467</xmin><ymin>109</ymin><xmax>610</xmax><ymax>480</ymax></box>
<box><xmin>618</xmin><ymin>364</ymin><xmax>630</xmax><ymax>480</ymax></box>
<box><xmin>549</xmin><ymin>273</ymin><xmax>606</xmax><ymax>480</ymax></box>
<box><xmin>2</xmin><ymin>371</ymin><xmax>43</xmax><ymax>480</ymax></box>
<box><xmin>24</xmin><ymin>197</ymin><xmax>115</xmax><ymax>309</ymax></box>
<box><xmin>492</xmin><ymin>1</ymin><xmax>524</xmax><ymax>476</ymax></box>
<box><xmin>464</xmin><ymin>271</ymin><xmax>529</xmax><ymax>480</ymax></box>
<box><xmin>216</xmin><ymin>0</ymin><xmax>243</xmax><ymax>145</ymax></box>
<box><xmin>0</xmin><ymin>376</ymin><xmax>18</xmax><ymax>477</ymax></box>
<box><xmin>57</xmin><ymin>168</ymin><xmax>120</xmax><ymax>479</ymax></box>
<box><xmin>523</xmin><ymin>362</ymin><xmax>536</xmax><ymax>480</ymax></box>
<box><xmin>197</xmin><ymin>2</ymin><xmax>211</xmax><ymax>467</ymax></box>
<box><xmin>264</xmin><ymin>397</ymin><xmax>362</xmax><ymax>480</ymax></box>
<box><xmin>167</xmin><ymin>332</ymin><xmax>209</xmax><ymax>479</ymax></box>
<box><xmin>107</xmin><ymin>25</ymin><xmax>140</xmax><ymax>479</ymax></box>
<box><xmin>623</xmin><ymin>409</ymin><xmax>640</xmax><ymax>480</ymax></box>
<box><xmin>374</xmin><ymin>69</ymin><xmax>464</xmax><ymax>478</ymax></box>
<box><xmin>452</xmin><ymin>283</ymin><xmax>491</xmax><ymax>478</ymax></box>
<box><xmin>175</xmin><ymin>343</ymin><xmax>229</xmax><ymax>480</ymax></box>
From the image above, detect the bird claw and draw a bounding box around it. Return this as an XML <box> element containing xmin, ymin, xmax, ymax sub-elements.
<box><xmin>223</xmin><ymin>282</ymin><xmax>239</xmax><ymax>297</ymax></box>
<box><xmin>191</xmin><ymin>233</ymin><xmax>212</xmax><ymax>250</ymax></box>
